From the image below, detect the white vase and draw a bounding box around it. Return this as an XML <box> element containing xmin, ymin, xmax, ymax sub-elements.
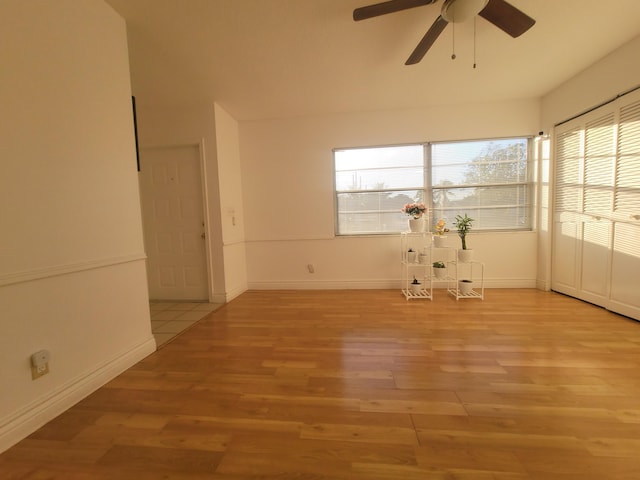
<box><xmin>433</xmin><ymin>235</ymin><xmax>447</xmax><ymax>247</ymax></box>
<box><xmin>457</xmin><ymin>249</ymin><xmax>474</xmax><ymax>263</ymax></box>
<box><xmin>433</xmin><ymin>267</ymin><xmax>447</xmax><ymax>279</ymax></box>
<box><xmin>408</xmin><ymin>218</ymin><xmax>424</xmax><ymax>232</ymax></box>
<box><xmin>459</xmin><ymin>280</ymin><xmax>474</xmax><ymax>295</ymax></box>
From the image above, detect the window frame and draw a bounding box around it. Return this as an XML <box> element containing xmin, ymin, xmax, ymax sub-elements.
<box><xmin>333</xmin><ymin>143</ymin><xmax>428</xmax><ymax>236</ymax></box>
<box><xmin>429</xmin><ymin>136</ymin><xmax>534</xmax><ymax>233</ymax></box>
<box><xmin>333</xmin><ymin>136</ymin><xmax>534</xmax><ymax>236</ymax></box>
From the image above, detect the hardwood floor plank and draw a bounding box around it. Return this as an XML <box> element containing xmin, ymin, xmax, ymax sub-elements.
<box><xmin>414</xmin><ymin>444</ymin><xmax>526</xmax><ymax>474</ymax></box>
<box><xmin>300</xmin><ymin>422</ymin><xmax>418</xmax><ymax>445</ymax></box>
<box><xmin>96</xmin><ymin>445</ymin><xmax>223</xmax><ymax>473</ymax></box>
<box><xmin>515</xmin><ymin>450</ymin><xmax>640</xmax><ymax>479</ymax></box>
<box><xmin>224</xmin><ymin>432</ymin><xmax>417</xmax><ymax>464</ymax></box>
<box><xmin>415</xmin><ymin>428</ymin><xmax>588</xmax><ymax>454</ymax></box>
<box><xmin>1</xmin><ymin>289</ymin><xmax>640</xmax><ymax>479</ymax></box>
<box><xmin>349</xmin><ymin>462</ymin><xmax>451</xmax><ymax>480</ymax></box>
<box><xmin>0</xmin><ymin>438</ymin><xmax>110</xmax><ymax>465</ymax></box>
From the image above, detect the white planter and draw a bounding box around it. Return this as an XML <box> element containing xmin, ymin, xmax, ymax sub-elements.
<box><xmin>418</xmin><ymin>253</ymin><xmax>429</xmax><ymax>264</ymax></box>
<box><xmin>459</xmin><ymin>280</ymin><xmax>474</xmax><ymax>295</ymax></box>
<box><xmin>433</xmin><ymin>267</ymin><xmax>447</xmax><ymax>279</ymax></box>
<box><xmin>457</xmin><ymin>249</ymin><xmax>474</xmax><ymax>263</ymax></box>
<box><xmin>408</xmin><ymin>218</ymin><xmax>425</xmax><ymax>232</ymax></box>
<box><xmin>410</xmin><ymin>283</ymin><xmax>422</xmax><ymax>294</ymax></box>
<box><xmin>407</xmin><ymin>251</ymin><xmax>418</xmax><ymax>263</ymax></box>
<box><xmin>433</xmin><ymin>235</ymin><xmax>447</xmax><ymax>248</ymax></box>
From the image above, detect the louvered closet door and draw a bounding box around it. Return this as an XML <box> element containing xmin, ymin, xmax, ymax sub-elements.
<box><xmin>610</xmin><ymin>98</ymin><xmax>640</xmax><ymax>319</ymax></box>
<box><xmin>552</xmin><ymin>126</ymin><xmax>581</xmax><ymax>296</ymax></box>
<box><xmin>552</xmin><ymin>89</ymin><xmax>640</xmax><ymax>321</ymax></box>
<box><xmin>580</xmin><ymin>112</ymin><xmax>614</xmax><ymax>304</ymax></box>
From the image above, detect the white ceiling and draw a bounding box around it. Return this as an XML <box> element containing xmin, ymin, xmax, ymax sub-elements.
<box><xmin>105</xmin><ymin>0</ymin><xmax>640</xmax><ymax>121</ymax></box>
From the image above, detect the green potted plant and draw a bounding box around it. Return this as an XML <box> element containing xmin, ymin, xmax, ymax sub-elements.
<box><xmin>432</xmin><ymin>261</ymin><xmax>446</xmax><ymax>279</ymax></box>
<box><xmin>454</xmin><ymin>214</ymin><xmax>474</xmax><ymax>262</ymax></box>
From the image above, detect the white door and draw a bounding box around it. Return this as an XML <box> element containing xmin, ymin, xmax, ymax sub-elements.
<box><xmin>139</xmin><ymin>145</ymin><xmax>208</xmax><ymax>301</ymax></box>
<box><xmin>610</xmin><ymin>222</ymin><xmax>640</xmax><ymax>318</ymax></box>
<box><xmin>609</xmin><ymin>97</ymin><xmax>640</xmax><ymax>319</ymax></box>
<box><xmin>552</xmin><ymin>90</ymin><xmax>640</xmax><ymax>321</ymax></box>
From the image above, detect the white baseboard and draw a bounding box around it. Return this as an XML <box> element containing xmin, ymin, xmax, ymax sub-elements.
<box><xmin>248</xmin><ymin>279</ymin><xmax>397</xmax><ymax>290</ymax></box>
<box><xmin>536</xmin><ymin>279</ymin><xmax>551</xmax><ymax>291</ymax></box>
<box><xmin>248</xmin><ymin>278</ymin><xmax>537</xmax><ymax>290</ymax></box>
<box><xmin>209</xmin><ymin>292</ymin><xmax>227</xmax><ymax>304</ymax></box>
<box><xmin>0</xmin><ymin>335</ymin><xmax>156</xmax><ymax>453</ymax></box>
<box><xmin>225</xmin><ymin>284</ymin><xmax>249</xmax><ymax>302</ymax></box>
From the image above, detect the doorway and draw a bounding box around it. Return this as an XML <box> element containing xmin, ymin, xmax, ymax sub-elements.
<box><xmin>139</xmin><ymin>144</ymin><xmax>209</xmax><ymax>301</ymax></box>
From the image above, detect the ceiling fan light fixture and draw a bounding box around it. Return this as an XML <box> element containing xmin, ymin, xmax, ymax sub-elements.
<box><xmin>442</xmin><ymin>0</ymin><xmax>489</xmax><ymax>23</ymax></box>
<box><xmin>354</xmin><ymin>0</ymin><xmax>535</xmax><ymax>64</ymax></box>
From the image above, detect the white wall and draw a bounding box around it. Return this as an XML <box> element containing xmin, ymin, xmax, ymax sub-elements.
<box><xmin>240</xmin><ymin>99</ymin><xmax>541</xmax><ymax>289</ymax></box>
<box><xmin>214</xmin><ymin>104</ymin><xmax>248</xmax><ymax>300</ymax></box>
<box><xmin>541</xmin><ymin>35</ymin><xmax>640</xmax><ymax>129</ymax></box>
<box><xmin>0</xmin><ymin>0</ymin><xmax>154</xmax><ymax>451</ymax></box>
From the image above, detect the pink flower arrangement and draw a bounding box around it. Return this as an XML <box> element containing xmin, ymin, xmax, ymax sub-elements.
<box><xmin>401</xmin><ymin>202</ymin><xmax>427</xmax><ymax>219</ymax></box>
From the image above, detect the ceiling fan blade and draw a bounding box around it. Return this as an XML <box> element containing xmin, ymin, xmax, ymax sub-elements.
<box><xmin>478</xmin><ymin>0</ymin><xmax>535</xmax><ymax>37</ymax></box>
<box><xmin>353</xmin><ymin>0</ymin><xmax>437</xmax><ymax>22</ymax></box>
<box><xmin>405</xmin><ymin>15</ymin><xmax>448</xmax><ymax>65</ymax></box>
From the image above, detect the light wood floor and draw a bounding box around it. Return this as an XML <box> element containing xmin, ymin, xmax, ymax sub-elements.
<box><xmin>2</xmin><ymin>289</ymin><xmax>640</xmax><ymax>479</ymax></box>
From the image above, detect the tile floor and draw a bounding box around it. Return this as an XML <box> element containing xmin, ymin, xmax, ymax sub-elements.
<box><xmin>149</xmin><ymin>301</ymin><xmax>224</xmax><ymax>347</ymax></box>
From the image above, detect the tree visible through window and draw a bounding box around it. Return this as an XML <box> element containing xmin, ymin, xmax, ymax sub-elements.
<box><xmin>334</xmin><ymin>137</ymin><xmax>532</xmax><ymax>235</ymax></box>
<box><xmin>431</xmin><ymin>138</ymin><xmax>532</xmax><ymax>231</ymax></box>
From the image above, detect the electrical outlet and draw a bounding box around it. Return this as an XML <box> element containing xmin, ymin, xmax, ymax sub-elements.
<box><xmin>31</xmin><ymin>363</ymin><xmax>50</xmax><ymax>380</ymax></box>
<box><xmin>30</xmin><ymin>349</ymin><xmax>51</xmax><ymax>380</ymax></box>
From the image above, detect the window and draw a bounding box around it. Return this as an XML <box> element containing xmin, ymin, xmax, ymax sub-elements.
<box><xmin>431</xmin><ymin>138</ymin><xmax>532</xmax><ymax>231</ymax></box>
<box><xmin>334</xmin><ymin>137</ymin><xmax>533</xmax><ymax>235</ymax></box>
<box><xmin>334</xmin><ymin>144</ymin><xmax>425</xmax><ymax>235</ymax></box>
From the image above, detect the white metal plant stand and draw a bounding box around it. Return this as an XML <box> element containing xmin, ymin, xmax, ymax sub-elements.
<box><xmin>400</xmin><ymin>232</ymin><xmax>432</xmax><ymax>300</ymax></box>
<box><xmin>447</xmin><ymin>258</ymin><xmax>485</xmax><ymax>300</ymax></box>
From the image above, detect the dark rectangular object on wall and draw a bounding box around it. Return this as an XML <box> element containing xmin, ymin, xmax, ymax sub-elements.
<box><xmin>132</xmin><ymin>96</ymin><xmax>140</xmax><ymax>171</ymax></box>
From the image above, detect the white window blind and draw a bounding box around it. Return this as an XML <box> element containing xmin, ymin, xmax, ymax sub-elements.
<box><xmin>334</xmin><ymin>137</ymin><xmax>533</xmax><ymax>235</ymax></box>
<box><xmin>334</xmin><ymin>145</ymin><xmax>425</xmax><ymax>235</ymax></box>
<box><xmin>431</xmin><ymin>138</ymin><xmax>532</xmax><ymax>231</ymax></box>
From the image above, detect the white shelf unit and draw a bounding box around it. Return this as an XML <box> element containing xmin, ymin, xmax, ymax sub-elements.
<box><xmin>447</xmin><ymin>259</ymin><xmax>485</xmax><ymax>300</ymax></box>
<box><xmin>400</xmin><ymin>232</ymin><xmax>432</xmax><ymax>300</ymax></box>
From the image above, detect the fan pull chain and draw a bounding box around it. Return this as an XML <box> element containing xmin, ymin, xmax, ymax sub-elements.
<box><xmin>451</xmin><ymin>18</ymin><xmax>456</xmax><ymax>60</ymax></box>
<box><xmin>473</xmin><ymin>16</ymin><xmax>477</xmax><ymax>68</ymax></box>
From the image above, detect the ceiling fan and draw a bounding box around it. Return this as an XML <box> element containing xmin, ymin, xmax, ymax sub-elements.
<box><xmin>353</xmin><ymin>0</ymin><xmax>535</xmax><ymax>65</ymax></box>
